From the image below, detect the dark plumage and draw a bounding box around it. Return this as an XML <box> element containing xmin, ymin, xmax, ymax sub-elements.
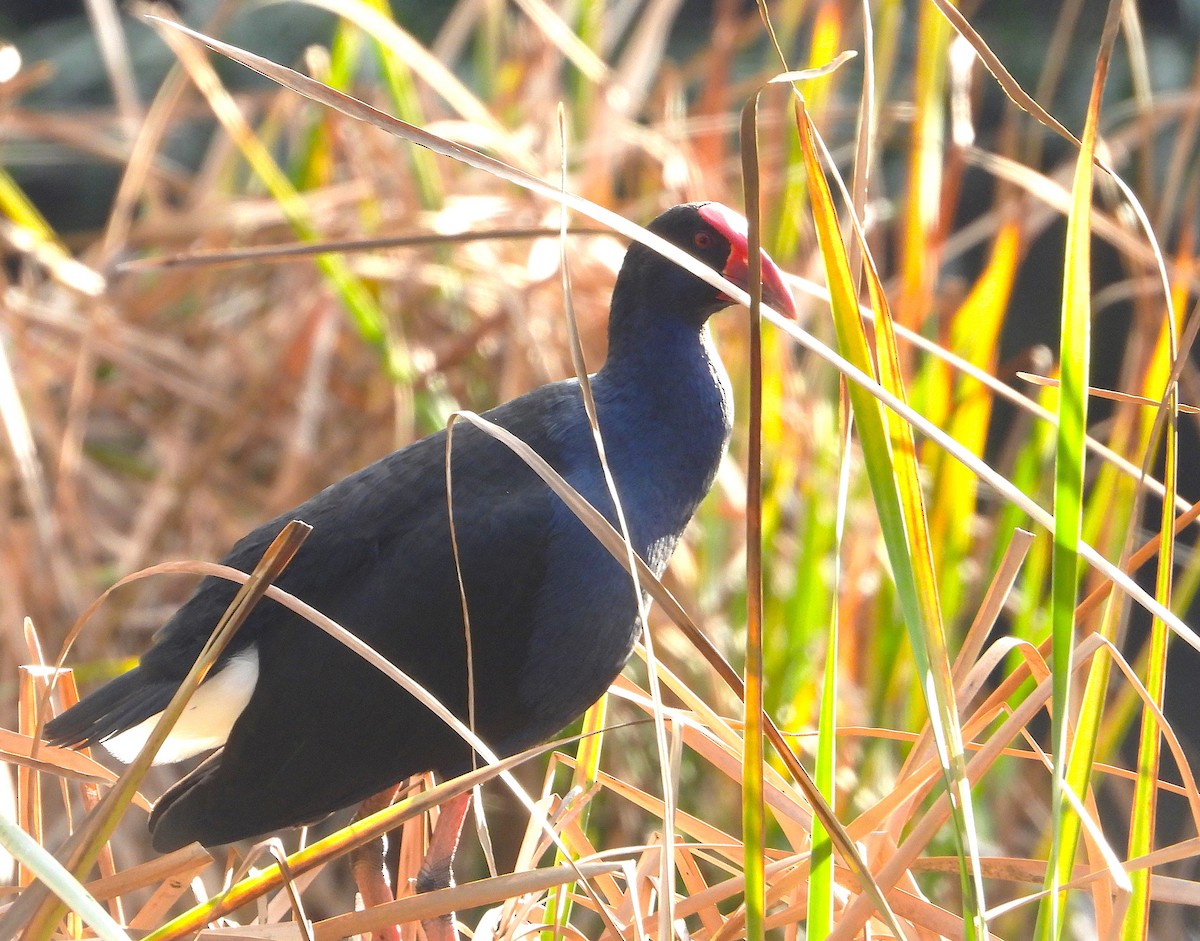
<box><xmin>45</xmin><ymin>202</ymin><xmax>795</xmax><ymax>856</ymax></box>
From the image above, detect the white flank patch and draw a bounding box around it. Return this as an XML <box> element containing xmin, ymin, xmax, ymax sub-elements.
<box><xmin>103</xmin><ymin>649</ymin><xmax>259</xmax><ymax>765</ymax></box>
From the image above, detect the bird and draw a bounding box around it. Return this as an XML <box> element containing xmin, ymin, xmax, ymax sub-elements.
<box><xmin>45</xmin><ymin>201</ymin><xmax>795</xmax><ymax>939</ymax></box>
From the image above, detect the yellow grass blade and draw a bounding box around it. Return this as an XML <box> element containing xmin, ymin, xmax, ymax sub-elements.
<box><xmin>795</xmin><ymin>99</ymin><xmax>989</xmax><ymax>939</ymax></box>
<box><xmin>897</xmin><ymin>0</ymin><xmax>951</xmax><ymax>332</ymax></box>
<box><xmin>1121</xmin><ymin>233</ymin><xmax>1185</xmax><ymax>941</ymax></box>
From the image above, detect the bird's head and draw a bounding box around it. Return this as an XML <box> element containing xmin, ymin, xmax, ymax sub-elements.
<box><xmin>616</xmin><ymin>202</ymin><xmax>797</xmax><ymax>327</ymax></box>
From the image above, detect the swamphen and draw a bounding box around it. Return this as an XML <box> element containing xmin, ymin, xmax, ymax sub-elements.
<box><xmin>45</xmin><ymin>202</ymin><xmax>795</xmax><ymax>937</ymax></box>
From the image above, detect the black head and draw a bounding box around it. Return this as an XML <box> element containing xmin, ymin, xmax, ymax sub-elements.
<box><xmin>612</xmin><ymin>202</ymin><xmax>796</xmax><ymax>331</ymax></box>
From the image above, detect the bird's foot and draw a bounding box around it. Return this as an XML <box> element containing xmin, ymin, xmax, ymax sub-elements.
<box><xmin>415</xmin><ymin>791</ymin><xmax>471</xmax><ymax>941</ymax></box>
<box><xmin>350</xmin><ymin>846</ymin><xmax>402</xmax><ymax>941</ymax></box>
<box><xmin>415</xmin><ymin>840</ymin><xmax>457</xmax><ymax>941</ymax></box>
<box><xmin>419</xmin><ymin>913</ymin><xmax>458</xmax><ymax>941</ymax></box>
<box><xmin>351</xmin><ymin>786</ymin><xmax>404</xmax><ymax>941</ymax></box>
<box><xmin>351</xmin><ymin>845</ymin><xmax>401</xmax><ymax>941</ymax></box>
<box><xmin>414</xmin><ymin>854</ymin><xmax>453</xmax><ymax>895</ymax></box>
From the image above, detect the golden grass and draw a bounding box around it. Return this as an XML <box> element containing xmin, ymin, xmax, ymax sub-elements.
<box><xmin>3</xmin><ymin>0</ymin><xmax>1200</xmax><ymax>938</ymax></box>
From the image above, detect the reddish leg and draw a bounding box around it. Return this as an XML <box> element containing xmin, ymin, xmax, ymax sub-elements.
<box><xmin>351</xmin><ymin>785</ymin><xmax>404</xmax><ymax>941</ymax></box>
<box><xmin>416</xmin><ymin>791</ymin><xmax>472</xmax><ymax>941</ymax></box>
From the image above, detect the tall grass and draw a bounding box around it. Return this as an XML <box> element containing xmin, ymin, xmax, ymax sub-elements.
<box><xmin>2</xmin><ymin>1</ymin><xmax>1199</xmax><ymax>938</ymax></box>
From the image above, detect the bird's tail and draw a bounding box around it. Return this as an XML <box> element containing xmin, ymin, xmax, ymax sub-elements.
<box><xmin>43</xmin><ymin>666</ymin><xmax>177</xmax><ymax>750</ymax></box>
<box><xmin>147</xmin><ymin>752</ymin><xmax>223</xmax><ymax>852</ymax></box>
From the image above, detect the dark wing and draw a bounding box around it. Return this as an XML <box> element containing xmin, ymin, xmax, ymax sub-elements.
<box><xmin>149</xmin><ymin>383</ymin><xmax>587</xmax><ymax>849</ymax></box>
<box><xmin>46</xmin><ymin>381</ymin><xmax>579</xmax><ymax>752</ymax></box>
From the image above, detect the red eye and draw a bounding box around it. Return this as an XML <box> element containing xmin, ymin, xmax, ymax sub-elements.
<box><xmin>693</xmin><ymin>230</ymin><xmax>714</xmax><ymax>250</ymax></box>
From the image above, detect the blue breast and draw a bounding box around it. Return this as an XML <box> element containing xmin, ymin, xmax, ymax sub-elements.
<box><xmin>510</xmin><ymin>326</ymin><xmax>733</xmax><ymax>745</ymax></box>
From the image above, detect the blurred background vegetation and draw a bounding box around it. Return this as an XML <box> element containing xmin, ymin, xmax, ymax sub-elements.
<box><xmin>4</xmin><ymin>0</ymin><xmax>1200</xmax><ymax>938</ymax></box>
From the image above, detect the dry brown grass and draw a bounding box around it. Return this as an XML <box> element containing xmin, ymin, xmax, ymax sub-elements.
<box><xmin>5</xmin><ymin>0</ymin><xmax>1200</xmax><ymax>938</ymax></box>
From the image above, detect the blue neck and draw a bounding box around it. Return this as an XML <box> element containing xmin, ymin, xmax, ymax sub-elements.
<box><xmin>588</xmin><ymin>300</ymin><xmax>733</xmax><ymax>568</ymax></box>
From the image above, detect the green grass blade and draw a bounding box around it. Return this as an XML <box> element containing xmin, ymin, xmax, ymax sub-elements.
<box><xmin>795</xmin><ymin>101</ymin><xmax>988</xmax><ymax>939</ymax></box>
<box><xmin>1034</xmin><ymin>4</ymin><xmax>1121</xmax><ymax>938</ymax></box>
<box><xmin>1122</xmin><ymin>392</ymin><xmax>1176</xmax><ymax>939</ymax></box>
<box><xmin>541</xmin><ymin>697</ymin><xmax>605</xmax><ymax>940</ymax></box>
<box><xmin>0</xmin><ymin>815</ymin><xmax>130</xmax><ymax>941</ymax></box>
<box><xmin>806</xmin><ymin>392</ymin><xmax>852</xmax><ymax>941</ymax></box>
<box><xmin>354</xmin><ymin>0</ymin><xmax>444</xmax><ymax>209</ymax></box>
<box><xmin>740</xmin><ymin>93</ymin><xmax>768</xmax><ymax>941</ymax></box>
<box><xmin>736</xmin><ymin>57</ymin><xmax>861</xmax><ymax>937</ymax></box>
<box><xmin>1113</xmin><ymin>192</ymin><xmax>1190</xmax><ymax>941</ymax></box>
